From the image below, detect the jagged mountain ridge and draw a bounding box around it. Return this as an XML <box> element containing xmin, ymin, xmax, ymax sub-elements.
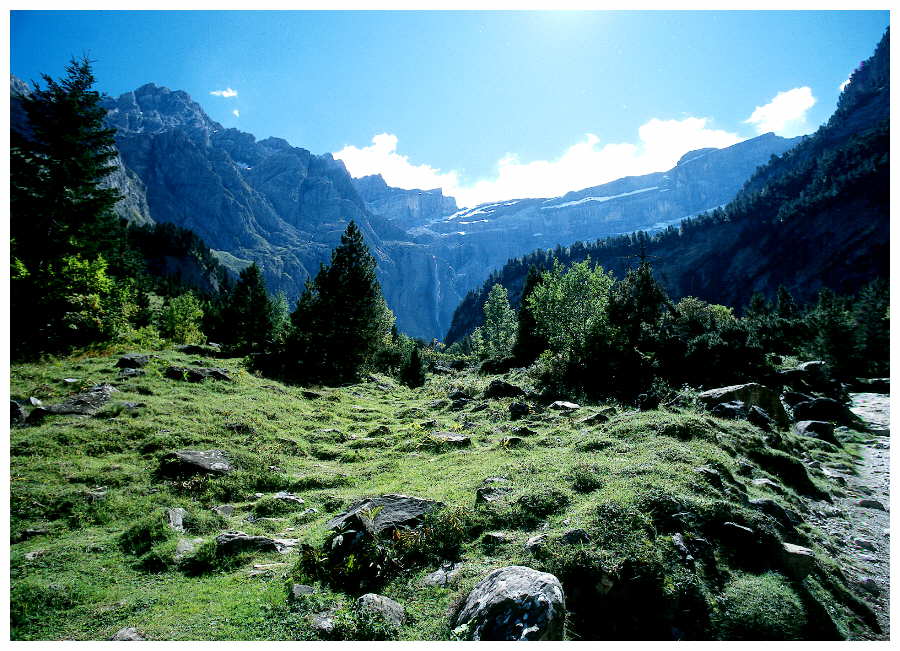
<box><xmin>445</xmin><ymin>30</ymin><xmax>889</xmax><ymax>344</ymax></box>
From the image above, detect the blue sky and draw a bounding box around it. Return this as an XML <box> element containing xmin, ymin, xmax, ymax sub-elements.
<box><xmin>11</xmin><ymin>10</ymin><xmax>889</xmax><ymax>207</ymax></box>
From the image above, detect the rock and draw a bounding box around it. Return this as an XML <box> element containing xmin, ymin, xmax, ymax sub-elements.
<box><xmin>857</xmin><ymin>499</ymin><xmax>886</xmax><ymax>511</ymax></box>
<box><xmin>525</xmin><ymin>534</ymin><xmax>548</xmax><ymax>552</ymax></box>
<box><xmin>452</xmin><ymin>566</ymin><xmax>566</xmax><ymax>641</ymax></box>
<box><xmin>164</xmin><ymin>366</ymin><xmax>231</xmax><ymax>382</ymax></box>
<box><xmin>792</xmin><ymin>398</ymin><xmax>862</xmax><ymax>428</ymax></box>
<box><xmin>672</xmin><ymin>533</ymin><xmax>693</xmax><ymax>562</ymax></box>
<box><xmin>62</xmin><ymin>378</ymin><xmax>80</xmax><ymax>384</ymax></box>
<box><xmin>422</xmin><ymin>561</ymin><xmax>462</xmax><ymax>587</ymax></box>
<box><xmin>482</xmin><ymin>531</ymin><xmax>512</xmax><ymax>546</ymax></box>
<box><xmin>24</xmin><ymin>549</ymin><xmax>46</xmax><ymax>560</ymax></box>
<box><xmin>781</xmin><ymin>542</ymin><xmax>817</xmax><ymax>578</ymax></box>
<box><xmin>858</xmin><ymin>577</ymin><xmax>882</xmax><ymax>596</ymax></box>
<box><xmin>42</xmin><ymin>384</ymin><xmax>119</xmax><ymax>417</ymax></box>
<box><xmin>476</xmin><ymin>478</ymin><xmax>512</xmax><ymax>504</ymax></box>
<box><xmin>214</xmin><ymin>531</ymin><xmax>281</xmax><ymax>555</ymax></box>
<box><xmin>849</xmin><ymin>377</ymin><xmax>890</xmax><ymax>393</ymax></box>
<box><xmin>110</xmin><ymin>627</ymin><xmax>145</xmax><ymax>641</ymax></box>
<box><xmin>301</xmin><ymin>390</ymin><xmax>322</xmax><ymax>400</ymax></box>
<box><xmin>289</xmin><ymin>584</ymin><xmax>317</xmax><ymax>600</ymax></box>
<box><xmin>85</xmin><ymin>487</ymin><xmax>108</xmax><ymax>502</ymax></box>
<box><xmin>115</xmin><ymin>354</ymin><xmax>151</xmax><ymax>369</ymax></box>
<box><xmin>158</xmin><ymin>449</ymin><xmax>233</xmax><ymax>477</ymax></box>
<box><xmin>511</xmin><ymin>426</ymin><xmax>537</xmax><ymax>437</ymax></box>
<box><xmin>13</xmin><ymin>527</ymin><xmax>50</xmax><ymax>543</ymax></box>
<box><xmin>711</xmin><ymin>401</ymin><xmax>746</xmax><ymax>420</ymax></box>
<box><xmin>749</xmin><ymin>498</ymin><xmax>800</xmax><ymax>527</ymax></box>
<box><xmin>478</xmin><ymin>357</ymin><xmax>518</xmax><ymax>375</ymax></box>
<box><xmin>166</xmin><ymin>507</ymin><xmax>187</xmax><ymax>532</ymax></box>
<box><xmin>508</xmin><ymin>402</ymin><xmax>530</xmax><ymax>419</ymax></box>
<box><xmin>698</xmin><ymin>383</ymin><xmax>789</xmax><ymax>427</ymax></box>
<box><xmin>577</xmin><ymin>412</ymin><xmax>609</xmax><ymax>426</ymax></box>
<box><xmin>854</xmin><ymin>539</ymin><xmax>877</xmax><ymax>552</ymax></box>
<box><xmin>694</xmin><ymin>466</ymin><xmax>723</xmax><ymax>489</ymax></box>
<box><xmin>273</xmin><ymin>491</ymin><xmax>304</xmax><ymax>505</ymax></box>
<box><xmin>310</xmin><ymin>608</ymin><xmax>338</xmax><ymax>635</ymax></box>
<box><xmin>747</xmin><ymin>406</ymin><xmax>774</xmax><ymax>431</ymax></box>
<box><xmin>483</xmin><ymin>379</ymin><xmax>526</xmax><ymax>399</ymax></box>
<box><xmin>432</xmin><ymin>431</ymin><xmax>471</xmax><ymax>447</ymax></box>
<box><xmin>500</xmin><ymin>436</ymin><xmax>524</xmax><ymax>447</ymax></box>
<box><xmin>450</xmin><ymin>398</ymin><xmax>469</xmax><ymax>410</ymax></box>
<box><xmin>118</xmin><ymin>368</ymin><xmax>146</xmax><ymax>378</ymax></box>
<box><xmin>174</xmin><ymin>538</ymin><xmax>199</xmax><ymax>560</ymax></box>
<box><xmin>781</xmin><ymin>390</ymin><xmax>814</xmax><ymax>407</ymax></box>
<box><xmin>356</xmin><ymin>593</ymin><xmax>406</xmax><ymax>628</ymax></box>
<box><xmin>326</xmin><ymin>494</ymin><xmax>443</xmax><ymax>536</ymax></box>
<box><xmin>560</xmin><ymin>528</ymin><xmax>591</xmax><ymax>545</ymax></box>
<box><xmin>429</xmin><ymin>399</ymin><xmax>449</xmax><ymax>409</ymax></box>
<box><xmin>794</xmin><ymin>420</ymin><xmax>839</xmax><ymax>445</ymax></box>
<box><xmin>11</xmin><ymin>400</ymin><xmax>25</xmax><ymax>425</ymax></box>
<box><xmin>549</xmin><ymin>400</ymin><xmax>580</xmax><ymax>411</ymax></box>
<box><xmin>636</xmin><ymin>393</ymin><xmax>660</xmax><ymax>411</ymax></box>
<box><xmin>448</xmin><ymin>390</ymin><xmax>468</xmax><ymax>401</ymax></box>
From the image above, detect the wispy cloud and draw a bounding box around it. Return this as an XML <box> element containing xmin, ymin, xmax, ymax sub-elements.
<box><xmin>210</xmin><ymin>87</ymin><xmax>238</xmax><ymax>98</ymax></box>
<box><xmin>335</xmin><ymin>118</ymin><xmax>742</xmax><ymax>208</ymax></box>
<box><xmin>744</xmin><ymin>87</ymin><xmax>816</xmax><ymax>137</ymax></box>
<box><xmin>232</xmin><ymin>109</ymin><xmax>240</xmax><ymax>118</ymax></box>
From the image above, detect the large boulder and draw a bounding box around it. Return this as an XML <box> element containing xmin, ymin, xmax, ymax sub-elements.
<box><xmin>115</xmin><ymin>354</ymin><xmax>151</xmax><ymax>369</ymax></box>
<box><xmin>11</xmin><ymin>400</ymin><xmax>25</xmax><ymax>425</ymax></box>
<box><xmin>356</xmin><ymin>593</ymin><xmax>405</xmax><ymax>629</ymax></box>
<box><xmin>792</xmin><ymin>398</ymin><xmax>864</xmax><ymax>429</ymax></box>
<box><xmin>794</xmin><ymin>420</ymin><xmax>839</xmax><ymax>446</ymax></box>
<box><xmin>483</xmin><ymin>379</ymin><xmax>526</xmax><ymax>399</ymax></box>
<box><xmin>698</xmin><ymin>383</ymin><xmax>788</xmax><ymax>427</ymax></box>
<box><xmin>39</xmin><ymin>384</ymin><xmax>119</xmax><ymax>417</ymax></box>
<box><xmin>157</xmin><ymin>449</ymin><xmax>233</xmax><ymax>477</ymax></box>
<box><xmin>452</xmin><ymin>565</ymin><xmax>566</xmax><ymax>640</ymax></box>
<box><xmin>431</xmin><ymin>432</ymin><xmax>471</xmax><ymax>447</ymax></box>
<box><xmin>326</xmin><ymin>494</ymin><xmax>443</xmax><ymax>536</ymax></box>
<box><xmin>215</xmin><ymin>531</ymin><xmax>282</xmax><ymax>555</ymax></box>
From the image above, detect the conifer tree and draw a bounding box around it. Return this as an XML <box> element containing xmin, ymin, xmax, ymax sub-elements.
<box><xmin>226</xmin><ymin>263</ymin><xmax>275</xmax><ymax>354</ymax></box>
<box><xmin>399</xmin><ymin>346</ymin><xmax>426</xmax><ymax>388</ymax></box>
<box><xmin>278</xmin><ymin>221</ymin><xmax>393</xmax><ymax>384</ymax></box>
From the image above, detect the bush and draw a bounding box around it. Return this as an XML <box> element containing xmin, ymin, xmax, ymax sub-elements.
<box><xmin>568</xmin><ymin>463</ymin><xmax>604</xmax><ymax>492</ymax></box>
<box><xmin>158</xmin><ymin>292</ymin><xmax>205</xmax><ymax>345</ymax></box>
<box><xmin>119</xmin><ymin>512</ymin><xmax>173</xmax><ymax>556</ymax></box>
<box><xmin>710</xmin><ymin>572</ymin><xmax>806</xmax><ymax>640</ymax></box>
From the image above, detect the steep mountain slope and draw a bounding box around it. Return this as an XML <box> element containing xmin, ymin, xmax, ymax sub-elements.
<box><xmin>446</xmin><ymin>31</ymin><xmax>889</xmax><ymax>344</ymax></box>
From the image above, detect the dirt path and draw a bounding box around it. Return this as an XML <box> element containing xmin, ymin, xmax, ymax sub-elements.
<box><xmin>807</xmin><ymin>392</ymin><xmax>890</xmax><ymax>639</ymax></box>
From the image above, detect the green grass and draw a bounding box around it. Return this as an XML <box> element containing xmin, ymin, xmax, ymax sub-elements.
<box><xmin>9</xmin><ymin>345</ymin><xmax>877</xmax><ymax>640</ymax></box>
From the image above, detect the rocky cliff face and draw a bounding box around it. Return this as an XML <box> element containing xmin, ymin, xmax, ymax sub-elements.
<box><xmin>353</xmin><ymin>174</ymin><xmax>457</xmax><ymax>230</ymax></box>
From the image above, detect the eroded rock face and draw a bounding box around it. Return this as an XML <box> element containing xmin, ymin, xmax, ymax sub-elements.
<box><xmin>453</xmin><ymin>565</ymin><xmax>566</xmax><ymax>641</ymax></box>
<box><xmin>158</xmin><ymin>449</ymin><xmax>233</xmax><ymax>477</ymax></box>
<box><xmin>326</xmin><ymin>494</ymin><xmax>443</xmax><ymax>536</ymax></box>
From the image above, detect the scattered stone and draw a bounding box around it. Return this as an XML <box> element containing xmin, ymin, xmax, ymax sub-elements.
<box><xmin>698</xmin><ymin>383</ymin><xmax>789</xmax><ymax>427</ymax></box>
<box><xmin>549</xmin><ymin>400</ymin><xmax>580</xmax><ymax>411</ymax></box>
<box><xmin>747</xmin><ymin>406</ymin><xmax>774</xmax><ymax>431</ymax></box>
<box><xmin>164</xmin><ymin>366</ymin><xmax>231</xmax><ymax>382</ymax></box>
<box><xmin>273</xmin><ymin>491</ymin><xmax>304</xmax><ymax>506</ymax></box>
<box><xmin>158</xmin><ymin>449</ymin><xmax>233</xmax><ymax>477</ymax></box>
<box><xmin>215</xmin><ymin>531</ymin><xmax>281</xmax><ymax>555</ymax></box>
<box><xmin>62</xmin><ymin>378</ymin><xmax>80</xmax><ymax>384</ymax></box>
<box><xmin>854</xmin><ymin>539</ymin><xmax>877</xmax><ymax>552</ymax></box>
<box><xmin>850</xmin><ymin>377</ymin><xmax>890</xmax><ymax>393</ymax></box>
<box><xmin>525</xmin><ymin>534</ymin><xmax>548</xmax><ymax>552</ymax></box>
<box><xmin>249</xmin><ymin>562</ymin><xmax>290</xmax><ymax>577</ymax></box>
<box><xmin>795</xmin><ymin>420</ymin><xmax>839</xmax><ymax>445</ymax></box>
<box><xmin>483</xmin><ymin>379</ymin><xmax>526</xmax><ymax>399</ymax></box>
<box><xmin>857</xmin><ymin>499</ymin><xmax>887</xmax><ymax>511</ymax></box>
<box><xmin>422</xmin><ymin>561</ymin><xmax>462</xmax><ymax>587</ymax></box>
<box><xmin>694</xmin><ymin>466</ymin><xmax>723</xmax><ymax>489</ymax></box>
<box><xmin>500</xmin><ymin>436</ymin><xmax>524</xmax><ymax>447</ymax></box>
<box><xmin>792</xmin><ymin>398</ymin><xmax>862</xmax><ymax>428</ymax></box>
<box><xmin>476</xmin><ymin>477</ymin><xmax>512</xmax><ymax>504</ymax></box>
<box><xmin>11</xmin><ymin>400</ymin><xmax>25</xmax><ymax>425</ymax></box>
<box><xmin>508</xmin><ymin>402</ymin><xmax>530</xmax><ymax>419</ymax></box>
<box><xmin>577</xmin><ymin>412</ymin><xmax>609</xmax><ymax>426</ymax></box>
<box><xmin>751</xmin><ymin>477</ymin><xmax>784</xmax><ymax>493</ymax></box>
<box><xmin>429</xmin><ymin>399</ymin><xmax>449</xmax><ymax>409</ymax></box>
<box><xmin>560</xmin><ymin>528</ymin><xmax>591</xmax><ymax>545</ymax></box>
<box><xmin>482</xmin><ymin>531</ymin><xmax>512</xmax><ymax>546</ymax></box>
<box><xmin>289</xmin><ymin>584</ymin><xmax>317</xmax><ymax>600</ymax></box>
<box><xmin>85</xmin><ymin>487</ymin><xmax>108</xmax><ymax>502</ymax></box>
<box><xmin>448</xmin><ymin>390</ymin><xmax>468</xmax><ymax>401</ymax></box>
<box><xmin>432</xmin><ymin>431</ymin><xmax>471</xmax><ymax>447</ymax></box>
<box><xmin>14</xmin><ymin>527</ymin><xmax>50</xmax><ymax>543</ymax></box>
<box><xmin>175</xmin><ymin>343</ymin><xmax>221</xmax><ymax>356</ymax></box>
<box><xmin>118</xmin><ymin>368</ymin><xmax>146</xmax><ymax>379</ymax></box>
<box><xmin>357</xmin><ymin>593</ymin><xmax>406</xmax><ymax>628</ymax></box>
<box><xmin>672</xmin><ymin>533</ymin><xmax>693</xmax><ymax>562</ymax></box>
<box><xmin>450</xmin><ymin>398</ymin><xmax>469</xmax><ymax>410</ymax></box>
<box><xmin>115</xmin><ymin>354</ymin><xmax>151</xmax><ymax>369</ymax></box>
<box><xmin>310</xmin><ymin>608</ymin><xmax>338</xmax><ymax>635</ymax></box>
<box><xmin>166</xmin><ymin>508</ymin><xmax>187</xmax><ymax>532</ymax></box>
<box><xmin>781</xmin><ymin>542</ymin><xmax>817</xmax><ymax>578</ymax></box>
<box><xmin>452</xmin><ymin>565</ymin><xmax>566</xmax><ymax>641</ymax></box>
<box><xmin>781</xmin><ymin>390</ymin><xmax>814</xmax><ymax>407</ymax></box>
<box><xmin>719</xmin><ymin>521</ymin><xmax>755</xmax><ymax>546</ymax></box>
<box><xmin>42</xmin><ymin>383</ymin><xmax>119</xmax><ymax>417</ymax></box>
<box><xmin>110</xmin><ymin>627</ymin><xmax>145</xmax><ymax>641</ymax></box>
<box><xmin>24</xmin><ymin>549</ymin><xmax>46</xmax><ymax>560</ymax></box>
<box><xmin>326</xmin><ymin>494</ymin><xmax>443</xmax><ymax>536</ymax></box>
<box><xmin>174</xmin><ymin>538</ymin><xmax>200</xmax><ymax>560</ymax></box>
<box><xmin>749</xmin><ymin>498</ymin><xmax>800</xmax><ymax>527</ymax></box>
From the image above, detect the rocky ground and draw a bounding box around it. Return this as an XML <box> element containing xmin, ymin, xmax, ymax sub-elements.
<box><xmin>807</xmin><ymin>392</ymin><xmax>890</xmax><ymax>639</ymax></box>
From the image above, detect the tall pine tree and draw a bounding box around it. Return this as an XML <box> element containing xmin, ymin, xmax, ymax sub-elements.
<box><xmin>225</xmin><ymin>263</ymin><xmax>275</xmax><ymax>354</ymax></box>
<box><xmin>512</xmin><ymin>265</ymin><xmax>547</xmax><ymax>364</ymax></box>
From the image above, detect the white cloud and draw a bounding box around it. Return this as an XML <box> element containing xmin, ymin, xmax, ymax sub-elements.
<box><xmin>232</xmin><ymin>109</ymin><xmax>240</xmax><ymax>118</ymax></box>
<box><xmin>335</xmin><ymin>118</ymin><xmax>742</xmax><ymax>208</ymax></box>
<box><xmin>744</xmin><ymin>87</ymin><xmax>816</xmax><ymax>137</ymax></box>
<box><xmin>210</xmin><ymin>87</ymin><xmax>238</xmax><ymax>98</ymax></box>
<box><xmin>839</xmin><ymin>77</ymin><xmax>851</xmax><ymax>92</ymax></box>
